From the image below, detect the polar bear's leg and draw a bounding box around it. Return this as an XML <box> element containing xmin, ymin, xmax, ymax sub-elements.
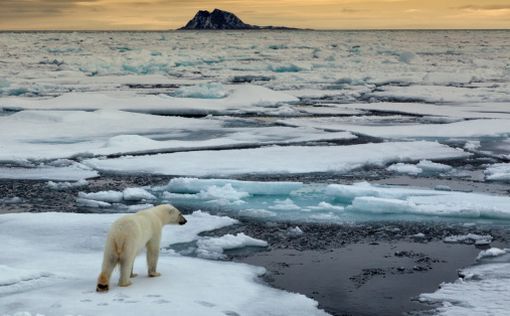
<box><xmin>147</xmin><ymin>236</ymin><xmax>161</xmax><ymax>277</ymax></box>
<box><xmin>96</xmin><ymin>246</ymin><xmax>117</xmax><ymax>292</ymax></box>
<box><xmin>118</xmin><ymin>248</ymin><xmax>136</xmax><ymax>287</ymax></box>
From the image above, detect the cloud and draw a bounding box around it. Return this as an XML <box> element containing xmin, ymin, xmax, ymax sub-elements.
<box><xmin>0</xmin><ymin>0</ymin><xmax>98</xmax><ymax>20</ymax></box>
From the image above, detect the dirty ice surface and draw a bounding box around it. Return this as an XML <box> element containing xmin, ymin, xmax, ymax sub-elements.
<box><xmin>1</xmin><ymin>30</ymin><xmax>510</xmax><ymax>316</ymax></box>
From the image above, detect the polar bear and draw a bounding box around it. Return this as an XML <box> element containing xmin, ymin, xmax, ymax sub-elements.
<box><xmin>96</xmin><ymin>204</ymin><xmax>187</xmax><ymax>292</ymax></box>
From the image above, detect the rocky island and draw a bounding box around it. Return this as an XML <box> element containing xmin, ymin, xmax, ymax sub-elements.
<box><xmin>179</xmin><ymin>9</ymin><xmax>297</xmax><ymax>30</ymax></box>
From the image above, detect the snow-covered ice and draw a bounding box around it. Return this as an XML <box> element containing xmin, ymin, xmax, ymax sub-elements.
<box><xmin>0</xmin><ymin>211</ymin><xmax>327</xmax><ymax>316</ymax></box>
<box><xmin>83</xmin><ymin>141</ymin><xmax>469</xmax><ymax>177</ymax></box>
<box><xmin>420</xmin><ymin>254</ymin><xmax>510</xmax><ymax>316</ymax></box>
<box><xmin>484</xmin><ymin>163</ymin><xmax>510</xmax><ymax>182</ymax></box>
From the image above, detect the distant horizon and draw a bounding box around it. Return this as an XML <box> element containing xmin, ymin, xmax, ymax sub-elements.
<box><xmin>1</xmin><ymin>1</ymin><xmax>509</xmax><ymax>31</ymax></box>
<box><xmin>1</xmin><ymin>28</ymin><xmax>509</xmax><ymax>32</ymax></box>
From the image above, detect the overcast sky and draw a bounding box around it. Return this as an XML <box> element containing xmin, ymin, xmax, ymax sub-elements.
<box><xmin>1</xmin><ymin>0</ymin><xmax>509</xmax><ymax>30</ymax></box>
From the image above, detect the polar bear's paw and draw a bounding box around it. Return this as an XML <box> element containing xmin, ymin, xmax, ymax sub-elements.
<box><xmin>149</xmin><ymin>272</ymin><xmax>161</xmax><ymax>278</ymax></box>
<box><xmin>119</xmin><ymin>280</ymin><xmax>133</xmax><ymax>287</ymax></box>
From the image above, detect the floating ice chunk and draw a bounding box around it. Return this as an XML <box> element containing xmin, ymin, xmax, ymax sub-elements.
<box><xmin>269</xmin><ymin>63</ymin><xmax>306</xmax><ymax>72</ymax></box>
<box><xmin>47</xmin><ymin>179</ymin><xmax>89</xmax><ymax>190</ymax></box>
<box><xmin>287</xmin><ymin>226</ymin><xmax>304</xmax><ymax>237</ymax></box>
<box><xmin>309</xmin><ymin>202</ymin><xmax>345</xmax><ymax>212</ymax></box>
<box><xmin>269</xmin><ymin>198</ymin><xmax>301</xmax><ymax>211</ymax></box>
<box><xmin>0</xmin><ymin>197</ymin><xmax>22</xmax><ymax>204</ymax></box>
<box><xmin>78</xmin><ymin>190</ymin><xmax>123</xmax><ymax>203</ymax></box>
<box><xmin>173</xmin><ymin>82</ymin><xmax>228</xmax><ymax>99</ymax></box>
<box><xmin>443</xmin><ymin>234</ymin><xmax>493</xmax><ymax>245</ymax></box>
<box><xmin>484</xmin><ymin>163</ymin><xmax>510</xmax><ymax>182</ymax></box>
<box><xmin>196</xmin><ymin>233</ymin><xmax>268</xmax><ymax>260</ymax></box>
<box><xmin>434</xmin><ymin>185</ymin><xmax>452</xmax><ymax>191</ymax></box>
<box><xmin>126</xmin><ymin>203</ymin><xmax>154</xmax><ymax>212</ymax></box>
<box><xmin>162</xmin><ymin>178</ymin><xmax>303</xmax><ymax>195</ymax></box>
<box><xmin>328</xmin><ymin>182</ymin><xmax>510</xmax><ymax>219</ymax></box>
<box><xmin>476</xmin><ymin>248</ymin><xmax>508</xmax><ymax>261</ymax></box>
<box><xmin>387</xmin><ymin>163</ymin><xmax>423</xmax><ymax>175</ymax></box>
<box><xmin>75</xmin><ymin>197</ymin><xmax>112</xmax><ymax>208</ymax></box>
<box><xmin>197</xmin><ymin>184</ymin><xmax>250</xmax><ymax>201</ymax></box>
<box><xmin>122</xmin><ymin>187</ymin><xmax>156</xmax><ymax>201</ymax></box>
<box><xmin>416</xmin><ymin>160</ymin><xmax>452</xmax><ymax>173</ymax></box>
<box><xmin>464</xmin><ymin>140</ymin><xmax>481</xmax><ymax>151</ymax></box>
<box><xmin>239</xmin><ymin>208</ymin><xmax>277</xmax><ymax>217</ymax></box>
<box><xmin>309</xmin><ymin>213</ymin><xmax>340</xmax><ymax>221</ymax></box>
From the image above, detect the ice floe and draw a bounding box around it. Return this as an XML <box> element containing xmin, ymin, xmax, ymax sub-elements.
<box><xmin>420</xmin><ymin>254</ymin><xmax>510</xmax><ymax>316</ymax></box>
<box><xmin>83</xmin><ymin>141</ymin><xmax>469</xmax><ymax>177</ymax></box>
<box><xmin>282</xmin><ymin>117</ymin><xmax>510</xmax><ymax>139</ymax></box>
<box><xmin>0</xmin><ymin>211</ymin><xmax>327</xmax><ymax>316</ymax></box>
<box><xmin>484</xmin><ymin>163</ymin><xmax>510</xmax><ymax>182</ymax></box>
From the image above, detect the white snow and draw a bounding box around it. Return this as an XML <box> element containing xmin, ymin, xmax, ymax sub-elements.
<box><xmin>269</xmin><ymin>198</ymin><xmax>302</xmax><ymax>211</ymax></box>
<box><xmin>195</xmin><ymin>233</ymin><xmax>268</xmax><ymax>260</ymax></box>
<box><xmin>0</xmin><ymin>211</ymin><xmax>327</xmax><ymax>316</ymax></box>
<box><xmin>83</xmin><ymin>141</ymin><xmax>469</xmax><ymax>177</ymax></box>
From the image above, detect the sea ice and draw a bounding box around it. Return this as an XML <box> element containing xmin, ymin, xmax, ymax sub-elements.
<box><xmin>420</xmin><ymin>255</ymin><xmax>510</xmax><ymax>316</ymax></box>
<box><xmin>122</xmin><ymin>188</ymin><xmax>156</xmax><ymax>201</ymax></box>
<box><xmin>83</xmin><ymin>141</ymin><xmax>469</xmax><ymax>177</ymax></box>
<box><xmin>47</xmin><ymin>179</ymin><xmax>89</xmax><ymax>190</ymax></box>
<box><xmin>195</xmin><ymin>233</ymin><xmax>268</xmax><ymax>260</ymax></box>
<box><xmin>484</xmin><ymin>163</ymin><xmax>510</xmax><ymax>182</ymax></box>
<box><xmin>0</xmin><ymin>211</ymin><xmax>327</xmax><ymax>316</ymax></box>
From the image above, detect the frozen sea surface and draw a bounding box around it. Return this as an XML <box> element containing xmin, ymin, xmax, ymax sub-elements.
<box><xmin>1</xmin><ymin>30</ymin><xmax>510</xmax><ymax>316</ymax></box>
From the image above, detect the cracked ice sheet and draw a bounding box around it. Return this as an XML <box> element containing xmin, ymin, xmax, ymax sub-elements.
<box><xmin>0</xmin><ymin>110</ymin><xmax>355</xmax><ymax>161</ymax></box>
<box><xmin>296</xmin><ymin>102</ymin><xmax>510</xmax><ymax>120</ymax></box>
<box><xmin>0</xmin><ymin>84</ymin><xmax>298</xmax><ymax>115</ymax></box>
<box><xmin>281</xmin><ymin>117</ymin><xmax>510</xmax><ymax>139</ymax></box>
<box><xmin>0</xmin><ymin>211</ymin><xmax>328</xmax><ymax>316</ymax></box>
<box><xmin>83</xmin><ymin>141</ymin><xmax>469</xmax><ymax>177</ymax></box>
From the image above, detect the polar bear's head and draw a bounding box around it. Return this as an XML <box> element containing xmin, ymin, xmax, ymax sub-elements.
<box><xmin>159</xmin><ymin>204</ymin><xmax>187</xmax><ymax>225</ymax></box>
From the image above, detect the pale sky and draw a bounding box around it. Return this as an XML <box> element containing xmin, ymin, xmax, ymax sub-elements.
<box><xmin>1</xmin><ymin>0</ymin><xmax>509</xmax><ymax>30</ymax></box>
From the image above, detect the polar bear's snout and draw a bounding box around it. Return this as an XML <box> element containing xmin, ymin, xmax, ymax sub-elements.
<box><xmin>178</xmin><ymin>214</ymin><xmax>187</xmax><ymax>225</ymax></box>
